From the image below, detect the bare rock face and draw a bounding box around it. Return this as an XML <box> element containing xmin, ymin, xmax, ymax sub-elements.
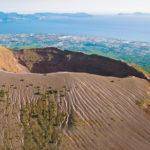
<box><xmin>0</xmin><ymin>46</ymin><xmax>28</xmax><ymax>73</ymax></box>
<box><xmin>15</xmin><ymin>47</ymin><xmax>147</xmax><ymax>79</ymax></box>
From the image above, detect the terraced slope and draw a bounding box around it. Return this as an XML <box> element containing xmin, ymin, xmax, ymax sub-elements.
<box><xmin>0</xmin><ymin>46</ymin><xmax>28</xmax><ymax>73</ymax></box>
<box><xmin>0</xmin><ymin>71</ymin><xmax>149</xmax><ymax>150</ymax></box>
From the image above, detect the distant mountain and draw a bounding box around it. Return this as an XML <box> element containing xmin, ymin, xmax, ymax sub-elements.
<box><xmin>0</xmin><ymin>12</ymin><xmax>92</xmax><ymax>22</ymax></box>
<box><xmin>118</xmin><ymin>12</ymin><xmax>150</xmax><ymax>16</ymax></box>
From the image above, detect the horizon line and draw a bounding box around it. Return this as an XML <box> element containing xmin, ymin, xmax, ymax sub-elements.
<box><xmin>1</xmin><ymin>11</ymin><xmax>150</xmax><ymax>15</ymax></box>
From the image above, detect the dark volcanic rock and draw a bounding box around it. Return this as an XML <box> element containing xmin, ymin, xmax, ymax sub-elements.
<box><xmin>14</xmin><ymin>47</ymin><xmax>147</xmax><ymax>79</ymax></box>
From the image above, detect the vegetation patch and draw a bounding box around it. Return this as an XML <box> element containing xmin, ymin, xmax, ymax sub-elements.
<box><xmin>0</xmin><ymin>89</ymin><xmax>6</xmax><ymax>98</ymax></box>
<box><xmin>132</xmin><ymin>64</ymin><xmax>148</xmax><ymax>75</ymax></box>
<box><xmin>68</xmin><ymin>108</ymin><xmax>77</xmax><ymax>129</ymax></box>
<box><xmin>67</xmin><ymin>107</ymin><xmax>86</xmax><ymax>129</ymax></box>
<box><xmin>20</xmin><ymin>88</ymin><xmax>67</xmax><ymax>150</ymax></box>
<box><xmin>136</xmin><ymin>99</ymin><xmax>150</xmax><ymax>114</ymax></box>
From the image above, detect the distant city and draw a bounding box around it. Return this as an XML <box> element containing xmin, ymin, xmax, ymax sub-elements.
<box><xmin>0</xmin><ymin>34</ymin><xmax>149</xmax><ymax>73</ymax></box>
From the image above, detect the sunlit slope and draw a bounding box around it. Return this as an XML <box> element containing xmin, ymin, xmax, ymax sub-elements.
<box><xmin>0</xmin><ymin>71</ymin><xmax>149</xmax><ymax>150</ymax></box>
<box><xmin>0</xmin><ymin>46</ymin><xmax>28</xmax><ymax>73</ymax></box>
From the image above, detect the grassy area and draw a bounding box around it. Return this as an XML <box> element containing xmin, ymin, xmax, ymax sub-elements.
<box><xmin>0</xmin><ymin>89</ymin><xmax>5</xmax><ymax>98</ymax></box>
<box><xmin>0</xmin><ymin>84</ymin><xmax>79</xmax><ymax>149</ymax></box>
<box><xmin>20</xmin><ymin>88</ymin><xmax>67</xmax><ymax>150</ymax></box>
<box><xmin>131</xmin><ymin>64</ymin><xmax>149</xmax><ymax>75</ymax></box>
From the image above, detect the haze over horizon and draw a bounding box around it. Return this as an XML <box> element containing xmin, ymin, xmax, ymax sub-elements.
<box><xmin>0</xmin><ymin>0</ymin><xmax>150</xmax><ymax>14</ymax></box>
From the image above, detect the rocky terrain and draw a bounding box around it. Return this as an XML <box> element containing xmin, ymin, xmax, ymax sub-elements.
<box><xmin>0</xmin><ymin>46</ymin><xmax>149</xmax><ymax>150</ymax></box>
<box><xmin>14</xmin><ymin>47</ymin><xmax>147</xmax><ymax>79</ymax></box>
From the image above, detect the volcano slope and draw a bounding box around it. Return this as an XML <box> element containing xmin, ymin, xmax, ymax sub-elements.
<box><xmin>0</xmin><ymin>47</ymin><xmax>149</xmax><ymax>150</ymax></box>
<box><xmin>0</xmin><ymin>71</ymin><xmax>150</xmax><ymax>150</ymax></box>
<box><xmin>0</xmin><ymin>46</ymin><xmax>28</xmax><ymax>73</ymax></box>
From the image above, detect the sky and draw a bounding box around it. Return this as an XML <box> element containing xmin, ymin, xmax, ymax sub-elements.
<box><xmin>0</xmin><ymin>0</ymin><xmax>150</xmax><ymax>14</ymax></box>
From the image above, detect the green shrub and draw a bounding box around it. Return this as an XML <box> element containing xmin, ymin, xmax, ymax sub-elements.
<box><xmin>21</xmin><ymin>88</ymin><xmax>67</xmax><ymax>149</ymax></box>
<box><xmin>136</xmin><ymin>99</ymin><xmax>150</xmax><ymax>115</ymax></box>
<box><xmin>0</xmin><ymin>90</ymin><xmax>5</xmax><ymax>98</ymax></box>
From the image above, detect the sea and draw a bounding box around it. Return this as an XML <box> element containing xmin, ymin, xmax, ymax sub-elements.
<box><xmin>0</xmin><ymin>15</ymin><xmax>150</xmax><ymax>42</ymax></box>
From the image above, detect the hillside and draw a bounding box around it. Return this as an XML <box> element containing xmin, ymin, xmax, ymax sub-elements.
<box><xmin>0</xmin><ymin>46</ymin><xmax>28</xmax><ymax>73</ymax></box>
<box><xmin>0</xmin><ymin>46</ymin><xmax>149</xmax><ymax>149</ymax></box>
<box><xmin>0</xmin><ymin>71</ymin><xmax>149</xmax><ymax>150</ymax></box>
<box><xmin>14</xmin><ymin>47</ymin><xmax>147</xmax><ymax>79</ymax></box>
